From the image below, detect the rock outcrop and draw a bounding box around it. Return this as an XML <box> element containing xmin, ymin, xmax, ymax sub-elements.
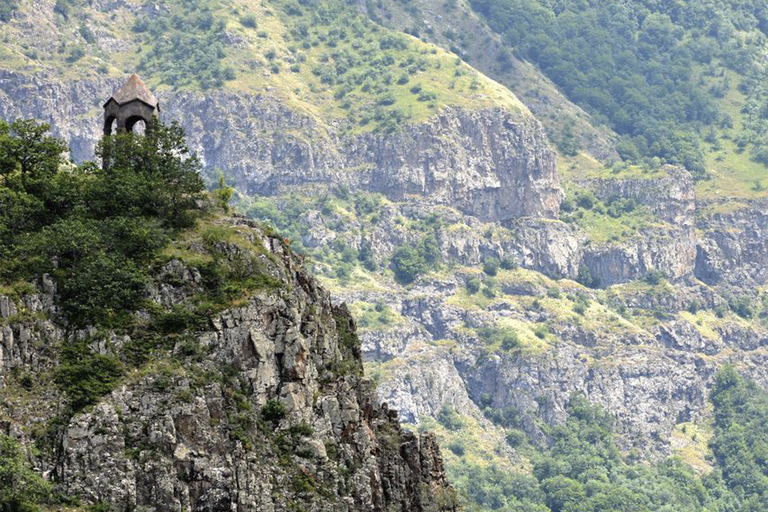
<box><xmin>0</xmin><ymin>217</ymin><xmax>458</xmax><ymax>512</ymax></box>
<box><xmin>0</xmin><ymin>71</ymin><xmax>561</xmax><ymax>222</ymax></box>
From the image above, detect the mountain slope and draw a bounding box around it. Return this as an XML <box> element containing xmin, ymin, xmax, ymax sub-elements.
<box><xmin>0</xmin><ymin>120</ymin><xmax>458</xmax><ymax>511</ymax></box>
<box><xmin>5</xmin><ymin>1</ymin><xmax>768</xmax><ymax>511</ymax></box>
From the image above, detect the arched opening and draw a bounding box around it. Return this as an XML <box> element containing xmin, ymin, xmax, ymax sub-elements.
<box><xmin>126</xmin><ymin>116</ymin><xmax>147</xmax><ymax>135</ymax></box>
<box><xmin>104</xmin><ymin>115</ymin><xmax>117</xmax><ymax>135</ymax></box>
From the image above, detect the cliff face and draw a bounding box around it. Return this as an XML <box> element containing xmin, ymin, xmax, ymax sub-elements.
<box><xmin>0</xmin><ymin>72</ymin><xmax>561</xmax><ymax>222</ymax></box>
<box><xmin>579</xmin><ymin>166</ymin><xmax>697</xmax><ymax>287</ymax></box>
<box><xmin>695</xmin><ymin>199</ymin><xmax>768</xmax><ymax>288</ymax></box>
<box><xmin>0</xmin><ymin>217</ymin><xmax>457</xmax><ymax>512</ymax></box>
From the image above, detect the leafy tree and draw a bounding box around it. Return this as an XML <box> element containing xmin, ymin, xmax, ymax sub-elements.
<box><xmin>390</xmin><ymin>233</ymin><xmax>441</xmax><ymax>284</ymax></box>
<box><xmin>0</xmin><ymin>434</ymin><xmax>51</xmax><ymax>512</ymax></box>
<box><xmin>469</xmin><ymin>0</ymin><xmax>768</xmax><ymax>176</ymax></box>
<box><xmin>0</xmin><ymin>119</ymin><xmax>204</xmax><ymax>328</ymax></box>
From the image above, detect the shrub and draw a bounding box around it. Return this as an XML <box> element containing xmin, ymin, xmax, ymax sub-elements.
<box><xmin>240</xmin><ymin>14</ymin><xmax>257</xmax><ymax>28</ymax></box>
<box><xmin>437</xmin><ymin>405</ymin><xmax>464</xmax><ymax>431</ymax></box>
<box><xmin>262</xmin><ymin>400</ymin><xmax>287</xmax><ymax>423</ymax></box>
<box><xmin>54</xmin><ymin>341</ymin><xmax>123</xmax><ymax>412</ymax></box>
<box><xmin>729</xmin><ymin>296</ymin><xmax>755</xmax><ymax>319</ymax></box>
<box><xmin>0</xmin><ymin>434</ymin><xmax>51</xmax><ymax>511</ymax></box>
<box><xmin>505</xmin><ymin>429</ymin><xmax>526</xmax><ymax>448</ymax></box>
<box><xmin>390</xmin><ymin>234</ymin><xmax>441</xmax><ymax>284</ymax></box>
<box><xmin>482</xmin><ymin>258</ymin><xmax>500</xmax><ymax>276</ymax></box>
<box><xmin>466</xmin><ymin>278</ymin><xmax>481</xmax><ymax>294</ymax></box>
<box><xmin>448</xmin><ymin>439</ymin><xmax>466</xmax><ymax>456</ymax></box>
<box><xmin>501</xmin><ymin>331</ymin><xmax>521</xmax><ymax>351</ymax></box>
<box><xmin>534</xmin><ymin>324</ymin><xmax>549</xmax><ymax>339</ymax></box>
<box><xmin>500</xmin><ymin>256</ymin><xmax>518</xmax><ymax>270</ymax></box>
<box><xmin>575</xmin><ymin>190</ymin><xmax>597</xmax><ymax>210</ymax></box>
<box><xmin>577</xmin><ymin>265</ymin><xmax>597</xmax><ymax>288</ymax></box>
<box><xmin>289</xmin><ymin>422</ymin><xmax>314</xmax><ymax>437</ymax></box>
<box><xmin>0</xmin><ymin>0</ymin><xmax>18</xmax><ymax>22</ymax></box>
<box><xmin>643</xmin><ymin>269</ymin><xmax>667</xmax><ymax>286</ymax></box>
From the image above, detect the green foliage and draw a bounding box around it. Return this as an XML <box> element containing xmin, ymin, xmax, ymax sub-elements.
<box><xmin>729</xmin><ymin>296</ymin><xmax>755</xmax><ymax>319</ymax></box>
<box><xmin>469</xmin><ymin>0</ymin><xmax>768</xmax><ymax>176</ymax></box>
<box><xmin>577</xmin><ymin>265</ymin><xmax>597</xmax><ymax>289</ymax></box>
<box><xmin>0</xmin><ymin>434</ymin><xmax>51</xmax><ymax>512</ymax></box>
<box><xmin>505</xmin><ymin>429</ymin><xmax>526</xmax><ymax>448</ymax></box>
<box><xmin>710</xmin><ymin>366</ymin><xmax>768</xmax><ymax>504</ymax></box>
<box><xmin>390</xmin><ymin>233</ymin><xmax>441</xmax><ymax>284</ymax></box>
<box><xmin>477</xmin><ymin>326</ymin><xmax>520</xmax><ymax>351</ymax></box>
<box><xmin>643</xmin><ymin>269</ymin><xmax>667</xmax><ymax>286</ymax></box>
<box><xmin>466</xmin><ymin>277</ymin><xmax>482</xmax><ymax>295</ymax></box>
<box><xmin>500</xmin><ymin>256</ymin><xmax>518</xmax><ymax>271</ymax></box>
<box><xmin>54</xmin><ymin>340</ymin><xmax>124</xmax><ymax>412</ymax></box>
<box><xmin>240</xmin><ymin>13</ymin><xmax>257</xmax><ymax>28</ymax></box>
<box><xmin>1</xmin><ymin>119</ymin><xmax>204</xmax><ymax>327</ymax></box>
<box><xmin>212</xmin><ymin>172</ymin><xmax>234</xmax><ymax>212</ymax></box>
<box><xmin>262</xmin><ymin>399</ymin><xmax>287</xmax><ymax>424</ymax></box>
<box><xmin>136</xmin><ymin>1</ymin><xmax>235</xmax><ymax>89</ymax></box>
<box><xmin>437</xmin><ymin>405</ymin><xmax>464</xmax><ymax>431</ymax></box>
<box><xmin>482</xmin><ymin>258</ymin><xmax>500</xmax><ymax>277</ymax></box>
<box><xmin>456</xmin><ymin>373</ymin><xmax>768</xmax><ymax>512</ymax></box>
<box><xmin>448</xmin><ymin>439</ymin><xmax>466</xmax><ymax>457</ymax></box>
<box><xmin>0</xmin><ymin>0</ymin><xmax>19</xmax><ymax>23</ymax></box>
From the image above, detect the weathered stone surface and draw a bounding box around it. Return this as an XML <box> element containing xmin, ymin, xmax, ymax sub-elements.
<box><xmin>1</xmin><ymin>71</ymin><xmax>561</xmax><ymax>222</ymax></box>
<box><xmin>0</xmin><ymin>218</ymin><xmax>457</xmax><ymax>512</ymax></box>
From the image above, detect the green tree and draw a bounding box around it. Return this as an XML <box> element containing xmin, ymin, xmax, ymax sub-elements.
<box><xmin>0</xmin><ymin>434</ymin><xmax>51</xmax><ymax>512</ymax></box>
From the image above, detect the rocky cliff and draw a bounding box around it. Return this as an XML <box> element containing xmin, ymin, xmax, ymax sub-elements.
<box><xmin>0</xmin><ymin>216</ymin><xmax>458</xmax><ymax>512</ymax></box>
<box><xmin>0</xmin><ymin>71</ymin><xmax>560</xmax><ymax>222</ymax></box>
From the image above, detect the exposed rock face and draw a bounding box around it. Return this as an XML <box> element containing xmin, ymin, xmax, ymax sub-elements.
<box><xmin>694</xmin><ymin>199</ymin><xmax>768</xmax><ymax>288</ymax></box>
<box><xmin>579</xmin><ymin>166</ymin><xmax>698</xmax><ymax>287</ymax></box>
<box><xmin>0</xmin><ymin>72</ymin><xmax>561</xmax><ymax>222</ymax></box>
<box><xmin>351</xmin><ymin>107</ymin><xmax>562</xmax><ymax>221</ymax></box>
<box><xmin>0</xmin><ymin>218</ymin><xmax>457</xmax><ymax>512</ymax></box>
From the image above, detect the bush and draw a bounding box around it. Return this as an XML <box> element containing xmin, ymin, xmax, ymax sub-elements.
<box><xmin>390</xmin><ymin>234</ymin><xmax>441</xmax><ymax>284</ymax></box>
<box><xmin>501</xmin><ymin>331</ymin><xmax>521</xmax><ymax>351</ymax></box>
<box><xmin>54</xmin><ymin>340</ymin><xmax>123</xmax><ymax>412</ymax></box>
<box><xmin>240</xmin><ymin>14</ymin><xmax>257</xmax><ymax>28</ymax></box>
<box><xmin>466</xmin><ymin>278</ymin><xmax>481</xmax><ymax>294</ymax></box>
<box><xmin>0</xmin><ymin>0</ymin><xmax>18</xmax><ymax>23</ymax></box>
<box><xmin>534</xmin><ymin>324</ymin><xmax>549</xmax><ymax>339</ymax></box>
<box><xmin>577</xmin><ymin>265</ymin><xmax>597</xmax><ymax>288</ymax></box>
<box><xmin>506</xmin><ymin>429</ymin><xmax>526</xmax><ymax>448</ymax></box>
<box><xmin>437</xmin><ymin>405</ymin><xmax>464</xmax><ymax>431</ymax></box>
<box><xmin>729</xmin><ymin>296</ymin><xmax>755</xmax><ymax>319</ymax></box>
<box><xmin>0</xmin><ymin>435</ymin><xmax>51</xmax><ymax>511</ymax></box>
<box><xmin>643</xmin><ymin>269</ymin><xmax>667</xmax><ymax>286</ymax></box>
<box><xmin>262</xmin><ymin>400</ymin><xmax>287</xmax><ymax>423</ymax></box>
<box><xmin>482</xmin><ymin>258</ymin><xmax>500</xmax><ymax>276</ymax></box>
<box><xmin>448</xmin><ymin>439</ymin><xmax>466</xmax><ymax>456</ymax></box>
<box><xmin>575</xmin><ymin>190</ymin><xmax>597</xmax><ymax>210</ymax></box>
<box><xmin>500</xmin><ymin>256</ymin><xmax>518</xmax><ymax>270</ymax></box>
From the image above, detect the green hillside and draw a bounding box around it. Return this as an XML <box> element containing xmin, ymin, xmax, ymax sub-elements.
<box><xmin>468</xmin><ymin>0</ymin><xmax>768</xmax><ymax>199</ymax></box>
<box><xmin>0</xmin><ymin>0</ymin><xmax>526</xmax><ymax>133</ymax></box>
<box><xmin>6</xmin><ymin>1</ymin><xmax>768</xmax><ymax>511</ymax></box>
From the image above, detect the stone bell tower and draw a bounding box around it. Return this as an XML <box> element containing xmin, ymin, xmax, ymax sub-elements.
<box><xmin>103</xmin><ymin>74</ymin><xmax>160</xmax><ymax>135</ymax></box>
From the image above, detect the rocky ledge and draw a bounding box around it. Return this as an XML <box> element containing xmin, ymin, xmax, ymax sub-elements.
<box><xmin>0</xmin><ymin>216</ymin><xmax>458</xmax><ymax>512</ymax></box>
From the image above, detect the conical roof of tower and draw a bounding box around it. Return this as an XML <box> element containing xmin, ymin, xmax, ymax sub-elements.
<box><xmin>105</xmin><ymin>74</ymin><xmax>159</xmax><ymax>109</ymax></box>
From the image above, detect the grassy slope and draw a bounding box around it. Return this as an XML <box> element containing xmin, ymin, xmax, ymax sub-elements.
<box><xmin>0</xmin><ymin>0</ymin><xmax>527</xmax><ymax>134</ymax></box>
